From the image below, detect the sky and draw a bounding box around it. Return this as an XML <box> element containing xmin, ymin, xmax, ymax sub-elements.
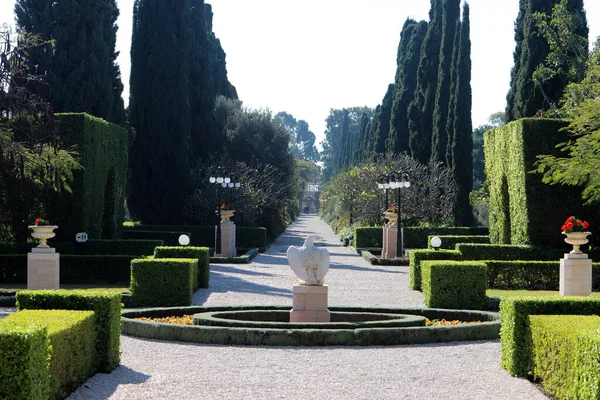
<box><xmin>2</xmin><ymin>0</ymin><xmax>600</xmax><ymax>149</ymax></box>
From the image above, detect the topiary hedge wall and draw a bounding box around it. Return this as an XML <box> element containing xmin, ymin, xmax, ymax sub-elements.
<box><xmin>49</xmin><ymin>113</ymin><xmax>128</xmax><ymax>241</ymax></box>
<box><xmin>484</xmin><ymin>118</ymin><xmax>599</xmax><ymax>247</ymax></box>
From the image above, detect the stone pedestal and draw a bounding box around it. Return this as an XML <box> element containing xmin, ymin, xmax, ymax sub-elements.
<box><xmin>214</xmin><ymin>221</ymin><xmax>236</xmax><ymax>258</ymax></box>
<box><xmin>560</xmin><ymin>252</ymin><xmax>592</xmax><ymax>296</ymax></box>
<box><xmin>27</xmin><ymin>247</ymin><xmax>59</xmax><ymax>290</ymax></box>
<box><xmin>382</xmin><ymin>224</ymin><xmax>398</xmax><ymax>259</ymax></box>
<box><xmin>290</xmin><ymin>284</ymin><xmax>330</xmax><ymax>322</ymax></box>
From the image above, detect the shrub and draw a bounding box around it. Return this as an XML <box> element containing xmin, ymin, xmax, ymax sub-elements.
<box><xmin>154</xmin><ymin>246</ymin><xmax>210</xmax><ymax>289</ymax></box>
<box><xmin>574</xmin><ymin>326</ymin><xmax>600</xmax><ymax>399</ymax></box>
<box><xmin>354</xmin><ymin>226</ymin><xmax>489</xmax><ymax>250</ymax></box>
<box><xmin>354</xmin><ymin>227</ymin><xmax>381</xmax><ymax>248</ymax></box>
<box><xmin>2</xmin><ymin>310</ymin><xmax>96</xmax><ymax>399</ymax></box>
<box><xmin>409</xmin><ymin>249</ymin><xmax>460</xmax><ymax>290</ymax></box>
<box><xmin>455</xmin><ymin>244</ymin><xmax>562</xmax><ymax>261</ymax></box>
<box><xmin>421</xmin><ymin>261</ymin><xmax>487</xmax><ymax>309</ymax></box>
<box><xmin>130</xmin><ymin>258</ymin><xmax>196</xmax><ymax>307</ymax></box>
<box><xmin>76</xmin><ymin>239</ymin><xmax>163</xmax><ymax>256</ymax></box>
<box><xmin>0</xmin><ymin>322</ymin><xmax>49</xmax><ymax>400</ymax></box>
<box><xmin>529</xmin><ymin>315</ymin><xmax>600</xmax><ymax>400</ymax></box>
<box><xmin>426</xmin><ymin>235</ymin><xmax>489</xmax><ymax>249</ymax></box>
<box><xmin>16</xmin><ymin>290</ymin><xmax>122</xmax><ymax>372</ymax></box>
<box><xmin>123</xmin><ymin>230</ymin><xmax>191</xmax><ymax>246</ymax></box>
<box><xmin>499</xmin><ymin>297</ymin><xmax>600</xmax><ymax>377</ymax></box>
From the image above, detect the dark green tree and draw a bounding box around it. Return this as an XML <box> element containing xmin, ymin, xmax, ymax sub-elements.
<box><xmin>408</xmin><ymin>0</ymin><xmax>443</xmax><ymax>164</ymax></box>
<box><xmin>388</xmin><ymin>19</ymin><xmax>428</xmax><ymax>156</ymax></box>
<box><xmin>356</xmin><ymin>112</ymin><xmax>372</xmax><ymax>163</ymax></box>
<box><xmin>505</xmin><ymin>0</ymin><xmax>587</xmax><ymax>121</ymax></box>
<box><xmin>431</xmin><ymin>0</ymin><xmax>460</xmax><ymax>164</ymax></box>
<box><xmin>128</xmin><ymin>0</ymin><xmax>192</xmax><ymax>224</ymax></box>
<box><xmin>275</xmin><ymin>112</ymin><xmax>319</xmax><ymax>162</ymax></box>
<box><xmin>371</xmin><ymin>84</ymin><xmax>395</xmax><ymax>157</ymax></box>
<box><xmin>15</xmin><ymin>0</ymin><xmax>126</xmax><ymax>125</ymax></box>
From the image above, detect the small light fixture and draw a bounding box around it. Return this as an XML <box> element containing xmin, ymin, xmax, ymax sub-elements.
<box><xmin>430</xmin><ymin>236</ymin><xmax>442</xmax><ymax>250</ymax></box>
<box><xmin>209</xmin><ymin>177</ymin><xmax>216</xmax><ymax>183</ymax></box>
<box><xmin>178</xmin><ymin>234</ymin><xmax>190</xmax><ymax>246</ymax></box>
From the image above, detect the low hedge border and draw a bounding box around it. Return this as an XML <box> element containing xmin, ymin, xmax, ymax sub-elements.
<box><xmin>354</xmin><ymin>226</ymin><xmax>489</xmax><ymax>249</ymax></box>
<box><xmin>426</xmin><ymin>235</ymin><xmax>489</xmax><ymax>249</ymax></box>
<box><xmin>15</xmin><ymin>290</ymin><xmax>122</xmax><ymax>372</ymax></box>
<box><xmin>210</xmin><ymin>248</ymin><xmax>259</xmax><ymax>264</ymax></box>
<box><xmin>0</xmin><ymin>239</ymin><xmax>164</xmax><ymax>256</ymax></box>
<box><xmin>154</xmin><ymin>246</ymin><xmax>210</xmax><ymax>289</ymax></box>
<box><xmin>499</xmin><ymin>296</ymin><xmax>600</xmax><ymax>377</ymax></box>
<box><xmin>123</xmin><ymin>230</ymin><xmax>191</xmax><ymax>246</ymax></box>
<box><xmin>1</xmin><ymin>309</ymin><xmax>96</xmax><ymax>399</ymax></box>
<box><xmin>357</xmin><ymin>249</ymin><xmax>409</xmax><ymax>266</ymax></box>
<box><xmin>129</xmin><ymin>258</ymin><xmax>196</xmax><ymax>307</ymax></box>
<box><xmin>421</xmin><ymin>261</ymin><xmax>487</xmax><ymax>309</ymax></box>
<box><xmin>122</xmin><ymin>305</ymin><xmax>500</xmax><ymax>346</ymax></box>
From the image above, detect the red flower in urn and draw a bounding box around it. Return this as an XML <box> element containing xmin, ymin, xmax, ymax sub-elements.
<box><xmin>561</xmin><ymin>216</ymin><xmax>590</xmax><ymax>233</ymax></box>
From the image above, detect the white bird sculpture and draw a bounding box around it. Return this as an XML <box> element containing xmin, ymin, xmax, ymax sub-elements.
<box><xmin>286</xmin><ymin>235</ymin><xmax>330</xmax><ymax>286</ymax></box>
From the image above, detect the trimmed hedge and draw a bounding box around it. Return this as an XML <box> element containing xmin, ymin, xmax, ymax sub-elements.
<box><xmin>2</xmin><ymin>310</ymin><xmax>96</xmax><ymax>399</ymax></box>
<box><xmin>49</xmin><ymin>113</ymin><xmax>128</xmax><ymax>241</ymax></box>
<box><xmin>358</xmin><ymin>249</ymin><xmax>409</xmax><ymax>266</ymax></box>
<box><xmin>455</xmin><ymin>244</ymin><xmax>562</xmax><ymax>261</ymax></box>
<box><xmin>529</xmin><ymin>315</ymin><xmax>600</xmax><ymax>400</ymax></box>
<box><xmin>484</xmin><ymin>118</ymin><xmax>600</xmax><ymax>247</ymax></box>
<box><xmin>354</xmin><ymin>226</ymin><xmax>489</xmax><ymax>250</ymax></box>
<box><xmin>0</xmin><ymin>254</ymin><xmax>139</xmax><ymax>285</ymax></box>
<box><xmin>409</xmin><ymin>249</ymin><xmax>460</xmax><ymax>290</ymax></box>
<box><xmin>16</xmin><ymin>290</ymin><xmax>122</xmax><ymax>372</ymax></box>
<box><xmin>499</xmin><ymin>297</ymin><xmax>600</xmax><ymax>377</ymax></box>
<box><xmin>0</xmin><ymin>322</ymin><xmax>49</xmax><ymax>400</ymax></box>
<box><xmin>123</xmin><ymin>230</ymin><xmax>191</xmax><ymax>246</ymax></box>
<box><xmin>210</xmin><ymin>248</ymin><xmax>260</xmax><ymax>264</ymax></box>
<box><xmin>130</xmin><ymin>258</ymin><xmax>196</xmax><ymax>307</ymax></box>
<box><xmin>75</xmin><ymin>239</ymin><xmax>162</xmax><ymax>256</ymax></box>
<box><xmin>154</xmin><ymin>246</ymin><xmax>210</xmax><ymax>289</ymax></box>
<box><xmin>421</xmin><ymin>261</ymin><xmax>487</xmax><ymax>309</ymax></box>
<box><xmin>426</xmin><ymin>235</ymin><xmax>489</xmax><ymax>249</ymax></box>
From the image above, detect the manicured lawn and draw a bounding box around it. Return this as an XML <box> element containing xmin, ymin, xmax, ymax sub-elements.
<box><xmin>0</xmin><ymin>284</ymin><xmax>128</xmax><ymax>292</ymax></box>
<box><xmin>487</xmin><ymin>289</ymin><xmax>600</xmax><ymax>298</ymax></box>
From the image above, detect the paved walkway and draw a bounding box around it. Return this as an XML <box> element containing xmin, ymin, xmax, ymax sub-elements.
<box><xmin>5</xmin><ymin>216</ymin><xmax>547</xmax><ymax>399</ymax></box>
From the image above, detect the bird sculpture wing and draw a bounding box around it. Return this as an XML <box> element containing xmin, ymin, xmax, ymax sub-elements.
<box><xmin>286</xmin><ymin>245</ymin><xmax>310</xmax><ymax>284</ymax></box>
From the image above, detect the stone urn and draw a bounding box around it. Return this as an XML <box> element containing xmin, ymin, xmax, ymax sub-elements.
<box><xmin>563</xmin><ymin>231</ymin><xmax>591</xmax><ymax>254</ymax></box>
<box><xmin>220</xmin><ymin>210</ymin><xmax>235</xmax><ymax>223</ymax></box>
<box><xmin>28</xmin><ymin>225</ymin><xmax>58</xmax><ymax>248</ymax></box>
<box><xmin>383</xmin><ymin>212</ymin><xmax>398</xmax><ymax>226</ymax></box>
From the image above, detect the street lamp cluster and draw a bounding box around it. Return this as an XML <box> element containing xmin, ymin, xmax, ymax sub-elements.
<box><xmin>377</xmin><ymin>172</ymin><xmax>411</xmax><ymax>259</ymax></box>
<box><xmin>209</xmin><ymin>171</ymin><xmax>240</xmax><ymax>255</ymax></box>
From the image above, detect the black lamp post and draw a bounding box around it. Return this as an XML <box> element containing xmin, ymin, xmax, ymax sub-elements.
<box><xmin>377</xmin><ymin>174</ymin><xmax>390</xmax><ymax>211</ymax></box>
<box><xmin>378</xmin><ymin>172</ymin><xmax>410</xmax><ymax>259</ymax></box>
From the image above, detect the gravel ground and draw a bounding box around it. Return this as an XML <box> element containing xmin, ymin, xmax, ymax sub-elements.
<box><xmin>4</xmin><ymin>216</ymin><xmax>548</xmax><ymax>399</ymax></box>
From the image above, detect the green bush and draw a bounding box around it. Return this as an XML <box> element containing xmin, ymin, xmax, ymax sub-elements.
<box><xmin>354</xmin><ymin>227</ymin><xmax>381</xmax><ymax>248</ymax></box>
<box><xmin>0</xmin><ymin>322</ymin><xmax>49</xmax><ymax>400</ymax></box>
<box><xmin>529</xmin><ymin>315</ymin><xmax>600</xmax><ymax>400</ymax></box>
<box><xmin>354</xmin><ymin>226</ymin><xmax>489</xmax><ymax>250</ymax></box>
<box><xmin>2</xmin><ymin>310</ymin><xmax>96</xmax><ymax>399</ymax></box>
<box><xmin>154</xmin><ymin>246</ymin><xmax>210</xmax><ymax>289</ymax></box>
<box><xmin>49</xmin><ymin>113</ymin><xmax>128</xmax><ymax>241</ymax></box>
<box><xmin>76</xmin><ymin>239</ymin><xmax>163</xmax><ymax>256</ymax></box>
<box><xmin>574</xmin><ymin>326</ymin><xmax>600</xmax><ymax>399</ymax></box>
<box><xmin>426</xmin><ymin>235</ymin><xmax>489</xmax><ymax>249</ymax></box>
<box><xmin>16</xmin><ymin>290</ymin><xmax>122</xmax><ymax>372</ymax></box>
<box><xmin>499</xmin><ymin>297</ymin><xmax>600</xmax><ymax>377</ymax></box>
<box><xmin>455</xmin><ymin>244</ymin><xmax>562</xmax><ymax>261</ymax></box>
<box><xmin>130</xmin><ymin>258</ymin><xmax>196</xmax><ymax>307</ymax></box>
<box><xmin>421</xmin><ymin>261</ymin><xmax>487</xmax><ymax>309</ymax></box>
<box><xmin>409</xmin><ymin>249</ymin><xmax>460</xmax><ymax>290</ymax></box>
<box><xmin>123</xmin><ymin>230</ymin><xmax>192</xmax><ymax>246</ymax></box>
<box><xmin>484</xmin><ymin>118</ymin><xmax>600</xmax><ymax>247</ymax></box>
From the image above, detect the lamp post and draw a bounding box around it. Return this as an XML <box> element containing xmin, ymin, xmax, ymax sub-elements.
<box><xmin>379</xmin><ymin>172</ymin><xmax>410</xmax><ymax>259</ymax></box>
<box><xmin>209</xmin><ymin>171</ymin><xmax>233</xmax><ymax>255</ymax></box>
<box><xmin>377</xmin><ymin>174</ymin><xmax>390</xmax><ymax>212</ymax></box>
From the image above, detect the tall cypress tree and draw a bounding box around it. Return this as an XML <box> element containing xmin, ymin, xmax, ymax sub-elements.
<box><xmin>128</xmin><ymin>0</ymin><xmax>192</xmax><ymax>224</ymax></box>
<box><xmin>505</xmin><ymin>0</ymin><xmax>587</xmax><ymax>121</ymax></box>
<box><xmin>431</xmin><ymin>0</ymin><xmax>460</xmax><ymax>164</ymax></box>
<box><xmin>371</xmin><ymin>84</ymin><xmax>395</xmax><ymax>157</ymax></box>
<box><xmin>408</xmin><ymin>0</ymin><xmax>443</xmax><ymax>164</ymax></box>
<box><xmin>388</xmin><ymin>19</ymin><xmax>428</xmax><ymax>156</ymax></box>
<box><xmin>445</xmin><ymin>16</ymin><xmax>461</xmax><ymax>168</ymax></box>
<box><xmin>450</xmin><ymin>3</ymin><xmax>473</xmax><ymax>226</ymax></box>
<box><xmin>15</xmin><ymin>0</ymin><xmax>125</xmax><ymax>125</ymax></box>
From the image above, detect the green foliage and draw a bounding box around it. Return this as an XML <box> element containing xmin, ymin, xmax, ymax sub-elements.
<box><xmin>484</xmin><ymin>118</ymin><xmax>598</xmax><ymax>247</ymax></box>
<box><xmin>123</xmin><ymin>230</ymin><xmax>192</xmax><ymax>246</ymax></box>
<box><xmin>529</xmin><ymin>314</ymin><xmax>600</xmax><ymax>399</ymax></box>
<box><xmin>499</xmin><ymin>296</ymin><xmax>600</xmax><ymax>377</ymax></box>
<box><xmin>421</xmin><ymin>260</ymin><xmax>487</xmax><ymax>309</ymax></box>
<box><xmin>3</xmin><ymin>310</ymin><xmax>96</xmax><ymax>399</ymax></box>
<box><xmin>573</xmin><ymin>325</ymin><xmax>600</xmax><ymax>399</ymax></box>
<box><xmin>0</xmin><ymin>322</ymin><xmax>50</xmax><ymax>400</ymax></box>
<box><xmin>76</xmin><ymin>239</ymin><xmax>163</xmax><ymax>256</ymax></box>
<box><xmin>275</xmin><ymin>112</ymin><xmax>319</xmax><ymax>162</ymax></box>
<box><xmin>354</xmin><ymin>226</ymin><xmax>489</xmax><ymax>250</ymax></box>
<box><xmin>370</xmin><ymin>85</ymin><xmax>395</xmax><ymax>158</ymax></box>
<box><xmin>15</xmin><ymin>290</ymin><xmax>122</xmax><ymax>372</ymax></box>
<box><xmin>15</xmin><ymin>0</ymin><xmax>126</xmax><ymax>124</ymax></box>
<box><xmin>354</xmin><ymin>227</ymin><xmax>382</xmax><ymax>248</ymax></box>
<box><xmin>154</xmin><ymin>246</ymin><xmax>210</xmax><ymax>289</ymax></box>
<box><xmin>48</xmin><ymin>113</ymin><xmax>127</xmax><ymax>241</ymax></box>
<box><xmin>426</xmin><ymin>235</ymin><xmax>489</xmax><ymax>249</ymax></box>
<box><xmin>409</xmin><ymin>249</ymin><xmax>460</xmax><ymax>290</ymax></box>
<box><xmin>130</xmin><ymin>259</ymin><xmax>195</xmax><ymax>307</ymax></box>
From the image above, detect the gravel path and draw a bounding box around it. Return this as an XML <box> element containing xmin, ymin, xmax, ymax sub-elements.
<box><xmin>5</xmin><ymin>216</ymin><xmax>547</xmax><ymax>399</ymax></box>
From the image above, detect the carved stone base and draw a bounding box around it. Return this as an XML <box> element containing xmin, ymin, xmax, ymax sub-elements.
<box><xmin>214</xmin><ymin>221</ymin><xmax>236</xmax><ymax>258</ymax></box>
<box><xmin>383</xmin><ymin>225</ymin><xmax>400</xmax><ymax>259</ymax></box>
<box><xmin>560</xmin><ymin>253</ymin><xmax>592</xmax><ymax>297</ymax></box>
<box><xmin>290</xmin><ymin>284</ymin><xmax>330</xmax><ymax>322</ymax></box>
<box><xmin>27</xmin><ymin>247</ymin><xmax>59</xmax><ymax>290</ymax></box>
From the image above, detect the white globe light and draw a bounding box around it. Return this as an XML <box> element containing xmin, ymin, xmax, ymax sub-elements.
<box><xmin>178</xmin><ymin>234</ymin><xmax>190</xmax><ymax>246</ymax></box>
<box><xmin>209</xmin><ymin>177</ymin><xmax>216</xmax><ymax>183</ymax></box>
<box><xmin>228</xmin><ymin>182</ymin><xmax>234</xmax><ymax>188</ymax></box>
<box><xmin>404</xmin><ymin>181</ymin><xmax>411</xmax><ymax>188</ymax></box>
<box><xmin>430</xmin><ymin>236</ymin><xmax>442</xmax><ymax>249</ymax></box>
<box><xmin>217</xmin><ymin>177</ymin><xmax>224</xmax><ymax>183</ymax></box>
<box><xmin>224</xmin><ymin>177</ymin><xmax>231</xmax><ymax>183</ymax></box>
<box><xmin>235</xmin><ymin>182</ymin><xmax>241</xmax><ymax>188</ymax></box>
<box><xmin>384</xmin><ymin>183</ymin><xmax>390</xmax><ymax>189</ymax></box>
<box><xmin>378</xmin><ymin>183</ymin><xmax>384</xmax><ymax>189</ymax></box>
<box><xmin>221</xmin><ymin>182</ymin><xmax>227</xmax><ymax>187</ymax></box>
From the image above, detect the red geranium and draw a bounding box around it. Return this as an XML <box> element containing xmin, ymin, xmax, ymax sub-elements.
<box><xmin>562</xmin><ymin>216</ymin><xmax>590</xmax><ymax>233</ymax></box>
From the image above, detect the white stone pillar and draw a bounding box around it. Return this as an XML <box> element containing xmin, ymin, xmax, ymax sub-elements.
<box><xmin>560</xmin><ymin>252</ymin><xmax>592</xmax><ymax>296</ymax></box>
<box><xmin>290</xmin><ymin>284</ymin><xmax>330</xmax><ymax>322</ymax></box>
<box><xmin>214</xmin><ymin>221</ymin><xmax>237</xmax><ymax>258</ymax></box>
<box><xmin>382</xmin><ymin>224</ymin><xmax>397</xmax><ymax>259</ymax></box>
<box><xmin>27</xmin><ymin>247</ymin><xmax>59</xmax><ymax>290</ymax></box>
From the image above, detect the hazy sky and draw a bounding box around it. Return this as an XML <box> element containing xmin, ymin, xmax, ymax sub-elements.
<box><xmin>2</xmin><ymin>1</ymin><xmax>600</xmax><ymax>148</ymax></box>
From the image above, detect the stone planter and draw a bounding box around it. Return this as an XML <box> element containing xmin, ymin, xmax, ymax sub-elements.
<box><xmin>563</xmin><ymin>231</ymin><xmax>591</xmax><ymax>254</ymax></box>
<box><xmin>28</xmin><ymin>225</ymin><xmax>58</xmax><ymax>248</ymax></box>
<box><xmin>383</xmin><ymin>212</ymin><xmax>398</xmax><ymax>226</ymax></box>
<box><xmin>220</xmin><ymin>210</ymin><xmax>235</xmax><ymax>223</ymax></box>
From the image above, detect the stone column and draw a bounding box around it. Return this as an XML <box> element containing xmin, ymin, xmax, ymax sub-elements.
<box><xmin>560</xmin><ymin>252</ymin><xmax>592</xmax><ymax>296</ymax></box>
<box><xmin>290</xmin><ymin>284</ymin><xmax>330</xmax><ymax>322</ymax></box>
<box><xmin>382</xmin><ymin>224</ymin><xmax>397</xmax><ymax>259</ymax></box>
<box><xmin>27</xmin><ymin>247</ymin><xmax>59</xmax><ymax>290</ymax></box>
<box><xmin>214</xmin><ymin>221</ymin><xmax>237</xmax><ymax>258</ymax></box>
